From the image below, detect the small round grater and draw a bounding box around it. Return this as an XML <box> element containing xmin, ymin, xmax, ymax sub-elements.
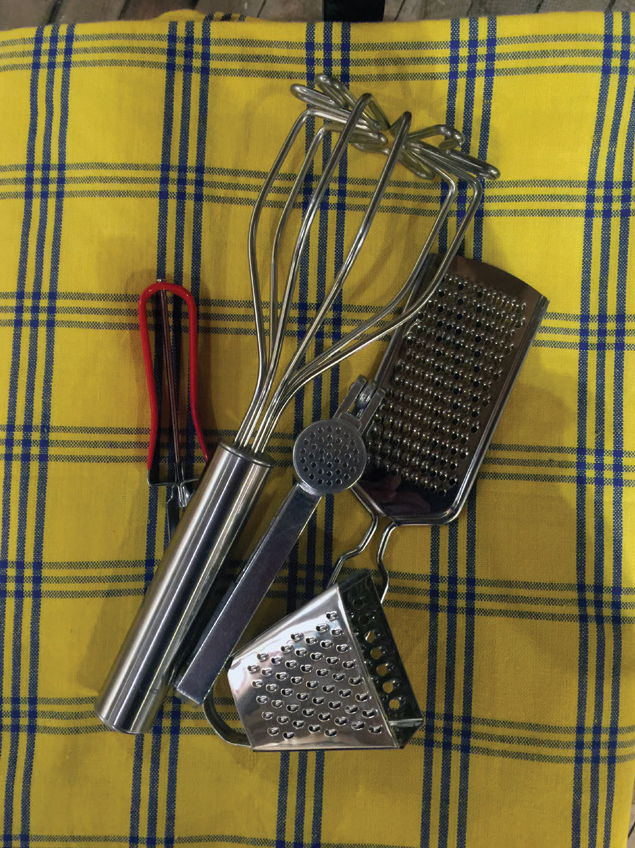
<box><xmin>207</xmin><ymin>570</ymin><xmax>422</xmax><ymax>751</ymax></box>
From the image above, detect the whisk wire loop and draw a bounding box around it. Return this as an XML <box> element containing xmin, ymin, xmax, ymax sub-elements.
<box><xmin>237</xmin><ymin>94</ymin><xmax>376</xmax><ymax>449</ymax></box>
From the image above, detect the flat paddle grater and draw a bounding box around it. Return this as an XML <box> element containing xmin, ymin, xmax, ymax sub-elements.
<box><xmin>331</xmin><ymin>254</ymin><xmax>549</xmax><ymax>585</ymax></box>
<box><xmin>203</xmin><ymin>570</ymin><xmax>422</xmax><ymax>751</ymax></box>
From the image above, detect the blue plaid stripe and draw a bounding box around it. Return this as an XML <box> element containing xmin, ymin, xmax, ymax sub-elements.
<box><xmin>438</xmin><ymin>520</ymin><xmax>459</xmax><ymax>848</ymax></box>
<box><xmin>1</xmin><ymin>23</ymin><xmax>42</xmax><ymax>843</ymax></box>
<box><xmin>420</xmin><ymin>526</ymin><xmax>440</xmax><ymax>848</ymax></box>
<box><xmin>3</xmin><ymin>24</ymin><xmax>75</xmax><ymax>846</ymax></box>
<box><xmin>458</xmin><ymin>490</ymin><xmax>478</xmax><ymax>848</ymax></box>
<box><xmin>598</xmin><ymin>14</ymin><xmax>631</xmax><ymax>846</ymax></box>
<box><xmin>574</xmin><ymin>12</ymin><xmax>624</xmax><ymax>848</ymax></box>
<box><xmin>21</xmin><ymin>23</ymin><xmax>73</xmax><ymax>842</ymax></box>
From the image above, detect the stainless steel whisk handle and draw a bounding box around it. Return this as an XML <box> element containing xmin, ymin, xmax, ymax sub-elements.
<box><xmin>94</xmin><ymin>443</ymin><xmax>273</xmax><ymax>734</ymax></box>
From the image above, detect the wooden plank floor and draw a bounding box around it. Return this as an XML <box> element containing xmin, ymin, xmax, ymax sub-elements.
<box><xmin>0</xmin><ymin>0</ymin><xmax>633</xmax><ymax>29</ymax></box>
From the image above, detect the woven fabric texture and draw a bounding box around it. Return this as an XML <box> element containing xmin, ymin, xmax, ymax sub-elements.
<box><xmin>0</xmin><ymin>8</ymin><xmax>634</xmax><ymax>848</ymax></box>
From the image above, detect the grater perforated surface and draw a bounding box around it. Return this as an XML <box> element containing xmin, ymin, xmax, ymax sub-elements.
<box><xmin>293</xmin><ymin>418</ymin><xmax>367</xmax><ymax>495</ymax></box>
<box><xmin>227</xmin><ymin>572</ymin><xmax>421</xmax><ymax>751</ymax></box>
<box><xmin>358</xmin><ymin>256</ymin><xmax>548</xmax><ymax>524</ymax></box>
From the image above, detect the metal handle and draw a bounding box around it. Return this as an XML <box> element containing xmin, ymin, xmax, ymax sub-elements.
<box><xmin>174</xmin><ymin>482</ymin><xmax>321</xmax><ymax>704</ymax></box>
<box><xmin>94</xmin><ymin>442</ymin><xmax>272</xmax><ymax>734</ymax></box>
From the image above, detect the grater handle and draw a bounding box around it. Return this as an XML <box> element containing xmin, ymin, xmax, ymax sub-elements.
<box><xmin>174</xmin><ymin>483</ymin><xmax>322</xmax><ymax>705</ymax></box>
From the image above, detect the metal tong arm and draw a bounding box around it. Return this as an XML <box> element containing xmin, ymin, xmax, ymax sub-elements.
<box><xmin>174</xmin><ymin>481</ymin><xmax>321</xmax><ymax>704</ymax></box>
<box><xmin>138</xmin><ymin>280</ymin><xmax>210</xmax><ymax>471</ymax></box>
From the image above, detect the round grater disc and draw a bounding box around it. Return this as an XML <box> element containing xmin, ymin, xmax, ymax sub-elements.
<box><xmin>293</xmin><ymin>418</ymin><xmax>367</xmax><ymax>495</ymax></box>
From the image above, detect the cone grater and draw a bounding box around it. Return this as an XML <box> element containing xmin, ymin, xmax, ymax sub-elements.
<box><xmin>204</xmin><ymin>569</ymin><xmax>422</xmax><ymax>751</ymax></box>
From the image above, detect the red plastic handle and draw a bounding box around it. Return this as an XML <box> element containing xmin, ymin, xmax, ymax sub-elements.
<box><xmin>138</xmin><ymin>281</ymin><xmax>210</xmax><ymax>470</ymax></box>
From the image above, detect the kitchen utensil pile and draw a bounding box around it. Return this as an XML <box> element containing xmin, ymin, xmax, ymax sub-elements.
<box><xmin>95</xmin><ymin>74</ymin><xmax>548</xmax><ymax>752</ymax></box>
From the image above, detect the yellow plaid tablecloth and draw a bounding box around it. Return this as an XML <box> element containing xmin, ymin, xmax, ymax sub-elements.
<box><xmin>1</xmin><ymin>8</ymin><xmax>634</xmax><ymax>847</ymax></box>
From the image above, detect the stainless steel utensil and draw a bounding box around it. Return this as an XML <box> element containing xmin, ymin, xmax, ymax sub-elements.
<box><xmin>204</xmin><ymin>569</ymin><xmax>423</xmax><ymax>751</ymax></box>
<box><xmin>95</xmin><ymin>73</ymin><xmax>499</xmax><ymax>735</ymax></box>
<box><xmin>331</xmin><ymin>254</ymin><xmax>549</xmax><ymax>590</ymax></box>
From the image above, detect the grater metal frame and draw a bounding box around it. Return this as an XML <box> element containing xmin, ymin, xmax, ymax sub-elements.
<box><xmin>205</xmin><ymin>570</ymin><xmax>422</xmax><ymax>751</ymax></box>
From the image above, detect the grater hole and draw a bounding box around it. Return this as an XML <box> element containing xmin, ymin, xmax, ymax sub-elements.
<box><xmin>351</xmin><ymin>721</ymin><xmax>365</xmax><ymax>731</ymax></box>
<box><xmin>388</xmin><ymin>698</ymin><xmax>402</xmax><ymax>711</ymax></box>
<box><xmin>303</xmin><ymin>708</ymin><xmax>315</xmax><ymax>716</ymax></box>
<box><xmin>316</xmin><ymin>669</ymin><xmax>329</xmax><ymax>677</ymax></box>
<box><xmin>325</xmin><ymin>728</ymin><xmax>337</xmax><ymax>738</ymax></box>
<box><xmin>267</xmin><ymin>727</ymin><xmax>280</xmax><ymax>736</ymax></box>
<box><xmin>283</xmin><ymin>732</ymin><xmax>295</xmax><ymax>740</ymax></box>
<box><xmin>308</xmin><ymin>725</ymin><xmax>321</xmax><ymax>733</ymax></box>
<box><xmin>293</xmin><ymin>720</ymin><xmax>305</xmax><ymax>729</ymax></box>
<box><xmin>370</xmin><ymin>647</ymin><xmax>384</xmax><ymax>660</ymax></box>
<box><xmin>376</xmin><ymin>663</ymin><xmax>390</xmax><ymax>677</ymax></box>
<box><xmin>383</xmin><ymin>680</ymin><xmax>397</xmax><ymax>694</ymax></box>
<box><xmin>296</xmin><ymin>692</ymin><xmax>308</xmax><ymax>701</ymax></box>
<box><xmin>369</xmin><ymin>726</ymin><xmax>384</xmax><ymax>735</ymax></box>
<box><xmin>365</xmin><ymin>630</ymin><xmax>377</xmax><ymax>643</ymax></box>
